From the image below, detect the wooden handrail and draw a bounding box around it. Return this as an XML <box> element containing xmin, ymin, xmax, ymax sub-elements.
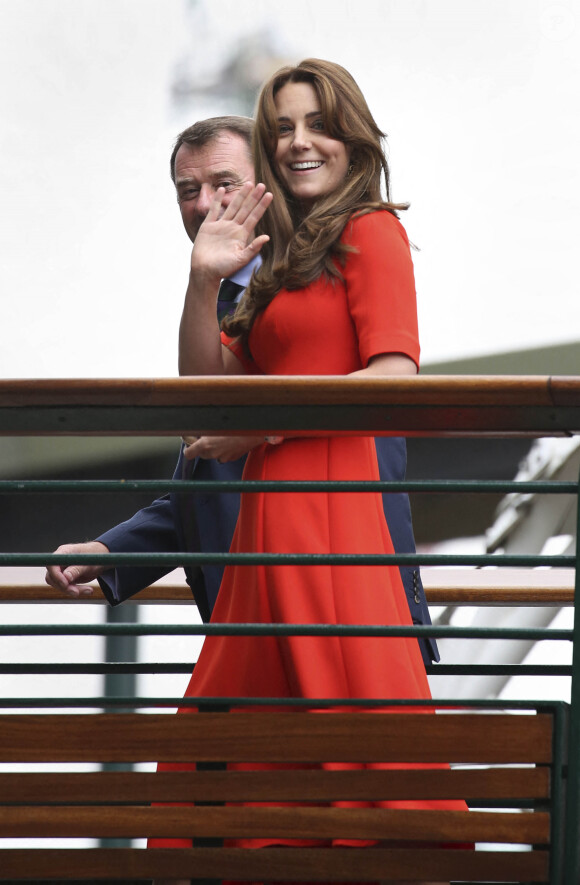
<box><xmin>0</xmin><ymin>375</ymin><xmax>579</xmax><ymax>406</ymax></box>
<box><xmin>0</xmin><ymin>375</ymin><xmax>579</xmax><ymax>435</ymax></box>
<box><xmin>1</xmin><ymin>569</ymin><xmax>574</xmax><ymax>605</ymax></box>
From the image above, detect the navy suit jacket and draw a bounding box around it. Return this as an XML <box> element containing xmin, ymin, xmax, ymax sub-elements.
<box><xmin>98</xmin><ymin>438</ymin><xmax>438</xmax><ymax>665</ymax></box>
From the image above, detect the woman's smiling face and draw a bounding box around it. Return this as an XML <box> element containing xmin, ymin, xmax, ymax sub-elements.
<box><xmin>274</xmin><ymin>80</ymin><xmax>350</xmax><ymax>207</ymax></box>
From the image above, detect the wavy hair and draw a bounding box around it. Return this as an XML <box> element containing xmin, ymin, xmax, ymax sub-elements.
<box><xmin>223</xmin><ymin>58</ymin><xmax>408</xmax><ymax>344</ymax></box>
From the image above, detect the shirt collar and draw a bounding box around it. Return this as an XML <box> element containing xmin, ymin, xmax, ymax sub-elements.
<box><xmin>228</xmin><ymin>254</ymin><xmax>262</xmax><ymax>289</ymax></box>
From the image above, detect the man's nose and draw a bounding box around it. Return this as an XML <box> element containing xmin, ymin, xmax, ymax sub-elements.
<box><xmin>195</xmin><ymin>183</ymin><xmax>215</xmax><ymax>216</ymax></box>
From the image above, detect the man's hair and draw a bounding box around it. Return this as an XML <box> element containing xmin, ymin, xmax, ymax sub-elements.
<box><xmin>170</xmin><ymin>116</ymin><xmax>254</xmax><ymax>184</ymax></box>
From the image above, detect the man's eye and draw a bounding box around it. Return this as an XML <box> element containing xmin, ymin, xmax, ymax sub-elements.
<box><xmin>179</xmin><ymin>188</ymin><xmax>199</xmax><ymax>201</ymax></box>
<box><xmin>219</xmin><ymin>181</ymin><xmax>235</xmax><ymax>190</ymax></box>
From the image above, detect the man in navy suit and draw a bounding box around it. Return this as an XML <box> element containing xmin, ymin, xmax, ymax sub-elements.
<box><xmin>45</xmin><ymin>116</ymin><xmax>438</xmax><ymax>665</ymax></box>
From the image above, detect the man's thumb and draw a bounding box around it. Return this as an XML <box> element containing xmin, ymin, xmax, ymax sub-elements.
<box><xmin>63</xmin><ymin>566</ymin><xmax>85</xmax><ymax>584</ymax></box>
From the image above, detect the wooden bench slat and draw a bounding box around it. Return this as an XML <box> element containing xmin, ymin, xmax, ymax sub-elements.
<box><xmin>0</xmin><ymin>708</ymin><xmax>556</xmax><ymax>882</ymax></box>
<box><xmin>0</xmin><ymin>712</ymin><xmax>553</xmax><ymax>764</ymax></box>
<box><xmin>0</xmin><ymin>846</ymin><xmax>550</xmax><ymax>881</ymax></box>
<box><xmin>0</xmin><ymin>805</ymin><xmax>550</xmax><ymax>845</ymax></box>
<box><xmin>0</xmin><ymin>766</ymin><xmax>550</xmax><ymax>803</ymax></box>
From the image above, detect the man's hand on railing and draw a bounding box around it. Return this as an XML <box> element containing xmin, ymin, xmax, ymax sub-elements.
<box><xmin>44</xmin><ymin>541</ymin><xmax>109</xmax><ymax>597</ymax></box>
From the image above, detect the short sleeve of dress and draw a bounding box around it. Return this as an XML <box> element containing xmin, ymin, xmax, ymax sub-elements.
<box><xmin>342</xmin><ymin>211</ymin><xmax>420</xmax><ymax>369</ymax></box>
<box><xmin>220</xmin><ymin>331</ymin><xmax>262</xmax><ymax>375</ymax></box>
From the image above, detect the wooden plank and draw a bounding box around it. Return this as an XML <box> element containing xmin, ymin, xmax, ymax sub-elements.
<box><xmin>0</xmin><ymin>578</ymin><xmax>575</xmax><ymax>606</ymax></box>
<box><xmin>0</xmin><ymin>583</ymin><xmax>192</xmax><ymax>604</ymax></box>
<box><xmin>0</xmin><ymin>766</ymin><xmax>549</xmax><ymax>803</ymax></box>
<box><xmin>1</xmin><ymin>567</ymin><xmax>575</xmax><ymax>604</ymax></box>
<box><xmin>0</xmin><ymin>376</ymin><xmax>578</xmax><ymax>437</ymax></box>
<box><xmin>0</xmin><ymin>805</ymin><xmax>550</xmax><ymax>844</ymax></box>
<box><xmin>0</xmin><ymin>713</ymin><xmax>553</xmax><ymax>764</ymax></box>
<box><xmin>425</xmin><ymin>585</ymin><xmax>575</xmax><ymax>605</ymax></box>
<box><xmin>0</xmin><ymin>846</ymin><xmax>551</xmax><ymax>881</ymax></box>
<box><xmin>549</xmin><ymin>375</ymin><xmax>580</xmax><ymax>406</ymax></box>
<box><xmin>422</xmin><ymin>566</ymin><xmax>576</xmax><ymax>605</ymax></box>
<box><xmin>0</xmin><ymin>376</ymin><xmax>562</xmax><ymax>408</ymax></box>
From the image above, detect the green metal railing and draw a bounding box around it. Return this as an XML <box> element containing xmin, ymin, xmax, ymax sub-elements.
<box><xmin>0</xmin><ymin>375</ymin><xmax>579</xmax><ymax>881</ymax></box>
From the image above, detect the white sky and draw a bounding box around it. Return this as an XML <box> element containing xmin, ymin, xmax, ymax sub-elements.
<box><xmin>0</xmin><ymin>0</ymin><xmax>578</xmax><ymax>378</ymax></box>
<box><xmin>0</xmin><ymin>0</ymin><xmax>577</xmax><ymax>738</ymax></box>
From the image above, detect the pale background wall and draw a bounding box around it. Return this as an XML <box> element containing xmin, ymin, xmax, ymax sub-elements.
<box><xmin>1</xmin><ymin>0</ymin><xmax>578</xmax><ymax>378</ymax></box>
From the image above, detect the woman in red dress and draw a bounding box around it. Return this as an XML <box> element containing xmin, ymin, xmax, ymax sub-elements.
<box><xmin>157</xmin><ymin>58</ymin><xmax>466</xmax><ymax>885</ymax></box>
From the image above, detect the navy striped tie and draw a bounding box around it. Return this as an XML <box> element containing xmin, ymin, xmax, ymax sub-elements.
<box><xmin>217</xmin><ymin>279</ymin><xmax>244</xmax><ymax>322</ymax></box>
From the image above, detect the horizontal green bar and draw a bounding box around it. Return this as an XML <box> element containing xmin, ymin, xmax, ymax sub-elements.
<box><xmin>0</xmin><ymin>696</ymin><xmax>565</xmax><ymax>711</ymax></box>
<box><xmin>0</xmin><ymin>663</ymin><xmax>571</xmax><ymax>677</ymax></box>
<box><xmin>0</xmin><ymin>623</ymin><xmax>573</xmax><ymax>640</ymax></box>
<box><xmin>0</xmin><ymin>479</ymin><xmax>576</xmax><ymax>495</ymax></box>
<box><xmin>428</xmin><ymin>664</ymin><xmax>573</xmax><ymax>676</ymax></box>
<box><xmin>1</xmin><ymin>552</ymin><xmax>576</xmax><ymax>568</ymax></box>
<box><xmin>0</xmin><ymin>663</ymin><xmax>195</xmax><ymax>675</ymax></box>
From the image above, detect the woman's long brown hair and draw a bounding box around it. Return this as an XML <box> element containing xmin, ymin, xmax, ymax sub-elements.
<box><xmin>223</xmin><ymin>58</ymin><xmax>408</xmax><ymax>349</ymax></box>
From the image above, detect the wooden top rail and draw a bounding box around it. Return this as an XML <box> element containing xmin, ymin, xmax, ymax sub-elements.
<box><xmin>0</xmin><ymin>569</ymin><xmax>575</xmax><ymax>605</ymax></box>
<box><xmin>0</xmin><ymin>375</ymin><xmax>579</xmax><ymax>436</ymax></box>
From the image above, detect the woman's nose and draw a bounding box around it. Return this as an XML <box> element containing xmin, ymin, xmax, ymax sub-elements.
<box><xmin>291</xmin><ymin>126</ymin><xmax>312</xmax><ymax>151</ymax></box>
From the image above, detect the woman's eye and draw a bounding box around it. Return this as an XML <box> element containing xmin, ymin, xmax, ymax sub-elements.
<box><xmin>278</xmin><ymin>124</ymin><xmax>292</xmax><ymax>135</ymax></box>
<box><xmin>311</xmin><ymin>119</ymin><xmax>325</xmax><ymax>131</ymax></box>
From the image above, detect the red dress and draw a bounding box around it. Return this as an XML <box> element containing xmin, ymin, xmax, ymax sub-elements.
<box><xmin>152</xmin><ymin>210</ymin><xmax>468</xmax><ymax>850</ymax></box>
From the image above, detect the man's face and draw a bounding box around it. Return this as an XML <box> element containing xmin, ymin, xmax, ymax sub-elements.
<box><xmin>174</xmin><ymin>133</ymin><xmax>255</xmax><ymax>242</ymax></box>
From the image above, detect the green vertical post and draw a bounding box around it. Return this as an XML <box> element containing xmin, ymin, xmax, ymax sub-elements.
<box><xmin>563</xmin><ymin>465</ymin><xmax>580</xmax><ymax>882</ymax></box>
<box><xmin>103</xmin><ymin>603</ymin><xmax>138</xmax><ymax>709</ymax></box>
<box><xmin>549</xmin><ymin>702</ymin><xmax>566</xmax><ymax>885</ymax></box>
<box><xmin>99</xmin><ymin>603</ymin><xmax>138</xmax><ymax>849</ymax></box>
